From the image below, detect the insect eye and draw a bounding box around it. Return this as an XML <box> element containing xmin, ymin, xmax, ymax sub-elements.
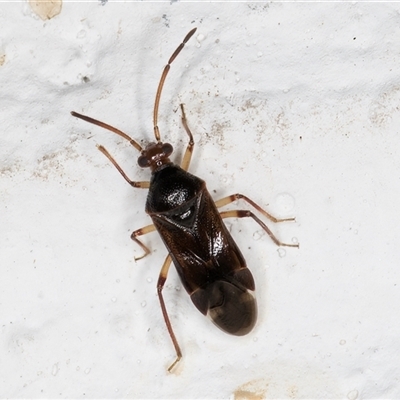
<box><xmin>162</xmin><ymin>143</ymin><xmax>173</xmax><ymax>156</ymax></box>
<box><xmin>138</xmin><ymin>155</ymin><xmax>150</xmax><ymax>168</ymax></box>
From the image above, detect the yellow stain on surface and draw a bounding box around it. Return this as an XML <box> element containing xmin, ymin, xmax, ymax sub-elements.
<box><xmin>29</xmin><ymin>0</ymin><xmax>62</xmax><ymax>20</ymax></box>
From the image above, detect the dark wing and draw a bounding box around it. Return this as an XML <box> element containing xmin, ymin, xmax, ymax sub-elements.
<box><xmin>150</xmin><ymin>186</ymin><xmax>246</xmax><ymax>295</ymax></box>
<box><xmin>151</xmin><ymin>185</ymin><xmax>257</xmax><ymax>336</ymax></box>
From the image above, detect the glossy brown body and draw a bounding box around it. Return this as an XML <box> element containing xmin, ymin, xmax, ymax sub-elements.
<box><xmin>147</xmin><ymin>163</ymin><xmax>256</xmax><ymax>335</ymax></box>
<box><xmin>71</xmin><ymin>27</ymin><xmax>298</xmax><ymax>372</ymax></box>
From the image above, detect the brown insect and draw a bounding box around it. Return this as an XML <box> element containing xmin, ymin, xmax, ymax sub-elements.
<box><xmin>71</xmin><ymin>27</ymin><xmax>299</xmax><ymax>372</ymax></box>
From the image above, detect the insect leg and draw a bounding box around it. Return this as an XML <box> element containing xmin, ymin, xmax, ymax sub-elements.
<box><xmin>97</xmin><ymin>145</ymin><xmax>150</xmax><ymax>189</ymax></box>
<box><xmin>157</xmin><ymin>254</ymin><xmax>183</xmax><ymax>372</ymax></box>
<box><xmin>130</xmin><ymin>224</ymin><xmax>156</xmax><ymax>261</ymax></box>
<box><xmin>215</xmin><ymin>193</ymin><xmax>295</xmax><ymax>223</ymax></box>
<box><xmin>71</xmin><ymin>111</ymin><xmax>149</xmax><ymax>187</ymax></box>
<box><xmin>179</xmin><ymin>104</ymin><xmax>195</xmax><ymax>171</ymax></box>
<box><xmin>219</xmin><ymin>209</ymin><xmax>299</xmax><ymax>248</ymax></box>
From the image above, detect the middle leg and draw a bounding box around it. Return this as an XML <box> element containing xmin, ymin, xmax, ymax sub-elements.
<box><xmin>215</xmin><ymin>193</ymin><xmax>295</xmax><ymax>223</ymax></box>
<box><xmin>130</xmin><ymin>224</ymin><xmax>156</xmax><ymax>261</ymax></box>
<box><xmin>219</xmin><ymin>209</ymin><xmax>299</xmax><ymax>248</ymax></box>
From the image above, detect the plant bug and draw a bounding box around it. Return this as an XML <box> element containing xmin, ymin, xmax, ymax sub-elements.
<box><xmin>71</xmin><ymin>27</ymin><xmax>299</xmax><ymax>372</ymax></box>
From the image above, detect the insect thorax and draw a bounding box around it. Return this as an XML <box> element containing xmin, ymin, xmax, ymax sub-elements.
<box><xmin>146</xmin><ymin>164</ymin><xmax>205</xmax><ymax>214</ymax></box>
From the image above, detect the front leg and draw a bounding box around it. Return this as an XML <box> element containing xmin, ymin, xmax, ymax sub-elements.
<box><xmin>98</xmin><ymin>145</ymin><xmax>150</xmax><ymax>189</ymax></box>
<box><xmin>179</xmin><ymin>104</ymin><xmax>195</xmax><ymax>172</ymax></box>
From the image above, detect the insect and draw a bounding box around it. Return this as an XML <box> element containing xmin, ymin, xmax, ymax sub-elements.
<box><xmin>71</xmin><ymin>27</ymin><xmax>299</xmax><ymax>372</ymax></box>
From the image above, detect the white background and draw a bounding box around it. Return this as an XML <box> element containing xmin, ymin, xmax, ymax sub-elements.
<box><xmin>2</xmin><ymin>2</ymin><xmax>400</xmax><ymax>399</ymax></box>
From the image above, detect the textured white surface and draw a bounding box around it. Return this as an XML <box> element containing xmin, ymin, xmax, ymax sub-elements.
<box><xmin>2</xmin><ymin>2</ymin><xmax>400</xmax><ymax>399</ymax></box>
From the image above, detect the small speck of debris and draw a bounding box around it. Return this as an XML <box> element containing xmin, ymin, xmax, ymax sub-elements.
<box><xmin>162</xmin><ymin>14</ymin><xmax>170</xmax><ymax>28</ymax></box>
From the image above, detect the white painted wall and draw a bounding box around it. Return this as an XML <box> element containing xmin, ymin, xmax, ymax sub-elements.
<box><xmin>2</xmin><ymin>2</ymin><xmax>400</xmax><ymax>398</ymax></box>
